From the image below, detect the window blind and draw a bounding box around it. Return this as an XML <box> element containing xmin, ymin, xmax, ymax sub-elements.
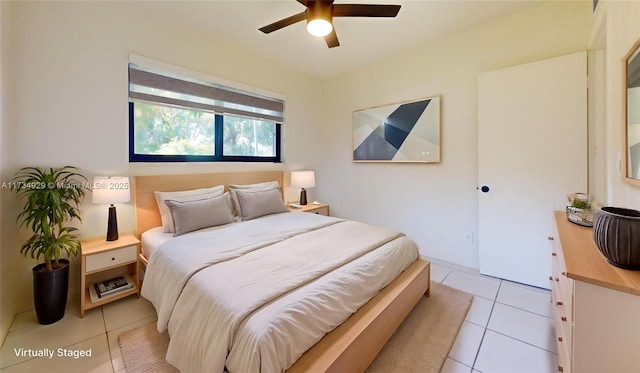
<box><xmin>128</xmin><ymin>64</ymin><xmax>284</xmax><ymax>122</ymax></box>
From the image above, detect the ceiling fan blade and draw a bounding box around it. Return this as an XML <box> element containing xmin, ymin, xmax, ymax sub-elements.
<box><xmin>259</xmin><ymin>11</ymin><xmax>307</xmax><ymax>34</ymax></box>
<box><xmin>325</xmin><ymin>29</ymin><xmax>340</xmax><ymax>48</ymax></box>
<box><xmin>333</xmin><ymin>4</ymin><xmax>401</xmax><ymax>17</ymax></box>
<box><xmin>299</xmin><ymin>0</ymin><xmax>335</xmax><ymax>5</ymax></box>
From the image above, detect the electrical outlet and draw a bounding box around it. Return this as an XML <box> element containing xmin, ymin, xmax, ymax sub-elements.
<box><xmin>466</xmin><ymin>232</ymin><xmax>474</xmax><ymax>243</ymax></box>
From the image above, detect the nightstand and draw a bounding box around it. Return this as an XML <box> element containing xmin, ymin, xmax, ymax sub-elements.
<box><xmin>80</xmin><ymin>234</ymin><xmax>140</xmax><ymax>317</ymax></box>
<box><xmin>288</xmin><ymin>203</ymin><xmax>330</xmax><ymax>216</ymax></box>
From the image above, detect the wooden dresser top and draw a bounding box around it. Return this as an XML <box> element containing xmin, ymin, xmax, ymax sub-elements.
<box><xmin>554</xmin><ymin>210</ymin><xmax>640</xmax><ymax>296</ymax></box>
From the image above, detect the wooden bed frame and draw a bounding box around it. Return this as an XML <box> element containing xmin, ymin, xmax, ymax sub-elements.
<box><xmin>133</xmin><ymin>171</ymin><xmax>431</xmax><ymax>373</ymax></box>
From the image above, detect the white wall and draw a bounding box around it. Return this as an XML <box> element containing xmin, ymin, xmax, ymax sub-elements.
<box><xmin>320</xmin><ymin>1</ymin><xmax>592</xmax><ymax>268</ymax></box>
<box><xmin>1</xmin><ymin>1</ymin><xmax>324</xmax><ymax>324</ymax></box>
<box><xmin>599</xmin><ymin>0</ymin><xmax>640</xmax><ymax>209</ymax></box>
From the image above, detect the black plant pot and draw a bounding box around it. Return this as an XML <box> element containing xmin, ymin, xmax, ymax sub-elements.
<box><xmin>32</xmin><ymin>259</ymin><xmax>70</xmax><ymax>325</ymax></box>
<box><xmin>593</xmin><ymin>207</ymin><xmax>640</xmax><ymax>270</ymax></box>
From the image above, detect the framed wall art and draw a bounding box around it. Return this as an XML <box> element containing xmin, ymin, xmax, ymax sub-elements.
<box><xmin>624</xmin><ymin>38</ymin><xmax>640</xmax><ymax>186</ymax></box>
<box><xmin>353</xmin><ymin>96</ymin><xmax>441</xmax><ymax>163</ymax></box>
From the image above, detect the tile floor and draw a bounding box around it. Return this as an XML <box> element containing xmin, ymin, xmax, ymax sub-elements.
<box><xmin>0</xmin><ymin>257</ymin><xmax>556</xmax><ymax>373</ymax></box>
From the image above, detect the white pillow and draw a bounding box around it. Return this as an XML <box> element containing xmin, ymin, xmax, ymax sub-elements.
<box><xmin>154</xmin><ymin>185</ymin><xmax>224</xmax><ymax>233</ymax></box>
<box><xmin>228</xmin><ymin>181</ymin><xmax>280</xmax><ymax>216</ymax></box>
<box><xmin>165</xmin><ymin>194</ymin><xmax>235</xmax><ymax>236</ymax></box>
<box><xmin>235</xmin><ymin>187</ymin><xmax>289</xmax><ymax>221</ymax></box>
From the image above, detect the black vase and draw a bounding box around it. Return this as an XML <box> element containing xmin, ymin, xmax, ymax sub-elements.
<box><xmin>593</xmin><ymin>207</ymin><xmax>640</xmax><ymax>270</ymax></box>
<box><xmin>32</xmin><ymin>259</ymin><xmax>70</xmax><ymax>324</ymax></box>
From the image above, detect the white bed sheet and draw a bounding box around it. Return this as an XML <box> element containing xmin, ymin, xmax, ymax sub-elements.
<box><xmin>142</xmin><ymin>213</ymin><xmax>419</xmax><ymax>373</ymax></box>
<box><xmin>140</xmin><ymin>226</ymin><xmax>173</xmax><ymax>259</ymax></box>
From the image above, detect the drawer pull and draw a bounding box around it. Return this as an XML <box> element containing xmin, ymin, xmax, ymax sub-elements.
<box><xmin>555</xmin><ymin>277</ymin><xmax>559</xmax><ymax>281</ymax></box>
<box><xmin>548</xmin><ymin>236</ymin><xmax>554</xmax><ymax>241</ymax></box>
<box><xmin>556</xmin><ymin>301</ymin><xmax>563</xmax><ymax>306</ymax></box>
<box><xmin>559</xmin><ymin>365</ymin><xmax>564</xmax><ymax>372</ymax></box>
<box><xmin>112</xmin><ymin>257</ymin><xmax>115</xmax><ymax>261</ymax></box>
<box><xmin>552</xmin><ymin>252</ymin><xmax>557</xmax><ymax>256</ymax></box>
<box><xmin>558</xmin><ymin>336</ymin><xmax>563</xmax><ymax>342</ymax></box>
<box><xmin>561</xmin><ymin>316</ymin><xmax>567</xmax><ymax>321</ymax></box>
<box><xmin>561</xmin><ymin>271</ymin><xmax>567</xmax><ymax>276</ymax></box>
<box><xmin>549</xmin><ymin>276</ymin><xmax>553</xmax><ymax>281</ymax></box>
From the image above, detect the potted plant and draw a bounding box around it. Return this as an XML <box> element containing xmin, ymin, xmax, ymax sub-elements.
<box><xmin>566</xmin><ymin>193</ymin><xmax>595</xmax><ymax>227</ymax></box>
<box><xmin>11</xmin><ymin>166</ymin><xmax>87</xmax><ymax>324</ymax></box>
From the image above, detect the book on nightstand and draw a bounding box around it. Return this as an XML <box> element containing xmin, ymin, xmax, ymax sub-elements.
<box><xmin>89</xmin><ymin>275</ymin><xmax>134</xmax><ymax>303</ymax></box>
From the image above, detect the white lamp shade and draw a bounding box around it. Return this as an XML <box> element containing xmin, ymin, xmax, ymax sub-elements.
<box><xmin>291</xmin><ymin>171</ymin><xmax>316</xmax><ymax>189</ymax></box>
<box><xmin>92</xmin><ymin>176</ymin><xmax>131</xmax><ymax>204</ymax></box>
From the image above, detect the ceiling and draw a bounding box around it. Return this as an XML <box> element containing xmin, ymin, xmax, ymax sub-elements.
<box><xmin>142</xmin><ymin>0</ymin><xmax>545</xmax><ymax>79</ymax></box>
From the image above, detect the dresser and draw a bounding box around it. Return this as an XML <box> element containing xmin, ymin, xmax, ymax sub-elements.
<box><xmin>550</xmin><ymin>211</ymin><xmax>640</xmax><ymax>373</ymax></box>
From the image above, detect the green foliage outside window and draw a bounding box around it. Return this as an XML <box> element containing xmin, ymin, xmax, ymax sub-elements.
<box><xmin>131</xmin><ymin>102</ymin><xmax>277</xmax><ymax>160</ymax></box>
<box><xmin>133</xmin><ymin>102</ymin><xmax>216</xmax><ymax>156</ymax></box>
<box><xmin>223</xmin><ymin>116</ymin><xmax>276</xmax><ymax>157</ymax></box>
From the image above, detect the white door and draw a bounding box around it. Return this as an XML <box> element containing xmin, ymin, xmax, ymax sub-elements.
<box><xmin>478</xmin><ymin>52</ymin><xmax>587</xmax><ymax>289</ymax></box>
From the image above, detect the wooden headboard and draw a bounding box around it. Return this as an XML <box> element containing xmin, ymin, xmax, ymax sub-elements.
<box><xmin>133</xmin><ymin>171</ymin><xmax>284</xmax><ymax>236</ymax></box>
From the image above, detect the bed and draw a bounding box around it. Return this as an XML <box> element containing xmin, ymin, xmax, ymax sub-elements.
<box><xmin>133</xmin><ymin>171</ymin><xmax>430</xmax><ymax>373</ymax></box>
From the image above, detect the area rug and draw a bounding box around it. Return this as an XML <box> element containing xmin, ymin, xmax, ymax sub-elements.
<box><xmin>118</xmin><ymin>282</ymin><xmax>472</xmax><ymax>373</ymax></box>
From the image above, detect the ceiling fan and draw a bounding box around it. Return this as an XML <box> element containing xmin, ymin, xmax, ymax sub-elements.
<box><xmin>259</xmin><ymin>0</ymin><xmax>401</xmax><ymax>48</ymax></box>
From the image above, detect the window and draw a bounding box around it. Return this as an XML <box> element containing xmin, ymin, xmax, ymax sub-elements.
<box><xmin>128</xmin><ymin>63</ymin><xmax>283</xmax><ymax>162</ymax></box>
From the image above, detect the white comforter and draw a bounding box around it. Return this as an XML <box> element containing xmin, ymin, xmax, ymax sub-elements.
<box><xmin>141</xmin><ymin>212</ymin><xmax>343</xmax><ymax>332</ymax></box>
<box><xmin>142</xmin><ymin>212</ymin><xmax>419</xmax><ymax>373</ymax></box>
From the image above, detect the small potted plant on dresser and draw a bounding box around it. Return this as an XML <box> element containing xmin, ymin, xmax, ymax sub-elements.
<box><xmin>566</xmin><ymin>193</ymin><xmax>595</xmax><ymax>227</ymax></box>
<box><xmin>10</xmin><ymin>166</ymin><xmax>87</xmax><ymax>324</ymax></box>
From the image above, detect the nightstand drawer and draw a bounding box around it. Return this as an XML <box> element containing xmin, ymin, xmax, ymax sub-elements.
<box><xmin>288</xmin><ymin>203</ymin><xmax>330</xmax><ymax>216</ymax></box>
<box><xmin>308</xmin><ymin>206</ymin><xmax>329</xmax><ymax>216</ymax></box>
<box><xmin>85</xmin><ymin>245</ymin><xmax>137</xmax><ymax>273</ymax></box>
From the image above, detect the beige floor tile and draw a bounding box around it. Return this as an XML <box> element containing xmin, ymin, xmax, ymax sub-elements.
<box><xmin>465</xmin><ymin>296</ymin><xmax>494</xmax><ymax>327</ymax></box>
<box><xmin>442</xmin><ymin>270</ymin><xmax>501</xmax><ymax>300</ymax></box>
<box><xmin>448</xmin><ymin>321</ymin><xmax>485</xmax><ymax>367</ymax></box>
<box><xmin>7</xmin><ymin>311</ymin><xmax>35</xmax><ymax>334</ymax></box>
<box><xmin>102</xmin><ymin>296</ymin><xmax>156</xmax><ymax>332</ymax></box>
<box><xmin>430</xmin><ymin>262</ymin><xmax>453</xmax><ymax>283</ymax></box>
<box><xmin>496</xmin><ymin>281</ymin><xmax>552</xmax><ymax>317</ymax></box>
<box><xmin>474</xmin><ymin>330</ymin><xmax>558</xmax><ymax>373</ymax></box>
<box><xmin>487</xmin><ymin>303</ymin><xmax>556</xmax><ymax>353</ymax></box>
<box><xmin>441</xmin><ymin>357</ymin><xmax>473</xmax><ymax>373</ymax></box>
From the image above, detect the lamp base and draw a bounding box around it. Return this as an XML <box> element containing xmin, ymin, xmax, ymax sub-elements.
<box><xmin>106</xmin><ymin>205</ymin><xmax>119</xmax><ymax>241</ymax></box>
<box><xmin>299</xmin><ymin>189</ymin><xmax>308</xmax><ymax>205</ymax></box>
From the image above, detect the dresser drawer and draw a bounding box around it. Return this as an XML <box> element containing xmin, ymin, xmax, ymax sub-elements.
<box><xmin>552</xmin><ymin>264</ymin><xmax>573</xmax><ymax>306</ymax></box>
<box><xmin>557</xmin><ymin>342</ymin><xmax>572</xmax><ymax>373</ymax></box>
<box><xmin>552</xmin><ymin>283</ymin><xmax>573</xmax><ymax>373</ymax></box>
<box><xmin>85</xmin><ymin>244</ymin><xmax>137</xmax><ymax>273</ymax></box>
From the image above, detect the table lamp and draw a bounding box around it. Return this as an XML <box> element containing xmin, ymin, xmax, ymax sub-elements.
<box><xmin>291</xmin><ymin>171</ymin><xmax>315</xmax><ymax>205</ymax></box>
<box><xmin>92</xmin><ymin>176</ymin><xmax>130</xmax><ymax>241</ymax></box>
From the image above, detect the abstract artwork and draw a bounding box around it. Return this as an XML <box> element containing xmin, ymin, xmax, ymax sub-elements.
<box><xmin>353</xmin><ymin>96</ymin><xmax>440</xmax><ymax>162</ymax></box>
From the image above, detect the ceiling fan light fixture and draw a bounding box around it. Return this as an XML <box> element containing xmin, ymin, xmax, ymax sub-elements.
<box><xmin>307</xmin><ymin>17</ymin><xmax>332</xmax><ymax>37</ymax></box>
<box><xmin>259</xmin><ymin>1</ymin><xmax>401</xmax><ymax>48</ymax></box>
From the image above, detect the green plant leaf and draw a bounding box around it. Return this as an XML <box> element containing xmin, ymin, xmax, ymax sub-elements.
<box><xmin>11</xmin><ymin>166</ymin><xmax>87</xmax><ymax>269</ymax></box>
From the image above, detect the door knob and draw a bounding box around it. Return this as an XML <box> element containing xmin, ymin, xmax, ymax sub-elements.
<box><xmin>480</xmin><ymin>185</ymin><xmax>490</xmax><ymax>193</ymax></box>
